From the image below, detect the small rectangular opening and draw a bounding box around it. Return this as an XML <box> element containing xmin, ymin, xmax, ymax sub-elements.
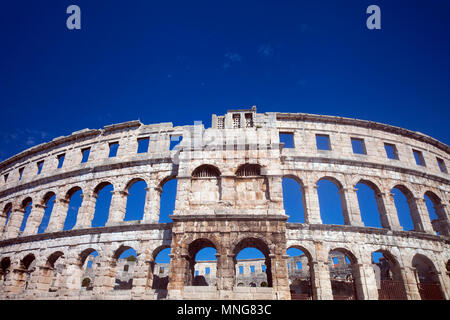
<box><xmin>279</xmin><ymin>132</ymin><xmax>294</xmax><ymax>148</ymax></box>
<box><xmin>384</xmin><ymin>143</ymin><xmax>399</xmax><ymax>160</ymax></box>
<box><xmin>205</xmin><ymin>267</ymin><xmax>210</xmax><ymax>275</ymax></box>
<box><xmin>57</xmin><ymin>154</ymin><xmax>65</xmax><ymax>168</ymax></box>
<box><xmin>239</xmin><ymin>266</ymin><xmax>244</xmax><ymax>274</ymax></box>
<box><xmin>316</xmin><ymin>134</ymin><xmax>331</xmax><ymax>151</ymax></box>
<box><xmin>18</xmin><ymin>167</ymin><xmax>24</xmax><ymax>180</ymax></box>
<box><xmin>81</xmin><ymin>147</ymin><xmax>90</xmax><ymax>163</ymax></box>
<box><xmin>296</xmin><ymin>261</ymin><xmax>302</xmax><ymax>270</ymax></box>
<box><xmin>4</xmin><ymin>173</ymin><xmax>9</xmax><ymax>183</ymax></box>
<box><xmin>137</xmin><ymin>137</ymin><xmax>149</xmax><ymax>153</ymax></box>
<box><xmin>245</xmin><ymin>113</ymin><xmax>253</xmax><ymax>127</ymax></box>
<box><xmin>262</xmin><ymin>265</ymin><xmax>266</xmax><ymax>272</ymax></box>
<box><xmin>170</xmin><ymin>135</ymin><xmax>182</xmax><ymax>150</ymax></box>
<box><xmin>437</xmin><ymin>157</ymin><xmax>448</xmax><ymax>173</ymax></box>
<box><xmin>351</xmin><ymin>137</ymin><xmax>366</xmax><ymax>155</ymax></box>
<box><xmin>232</xmin><ymin>113</ymin><xmax>241</xmax><ymax>128</ymax></box>
<box><xmin>108</xmin><ymin>142</ymin><xmax>119</xmax><ymax>158</ymax></box>
<box><xmin>250</xmin><ymin>265</ymin><xmax>255</xmax><ymax>273</ymax></box>
<box><xmin>37</xmin><ymin>161</ymin><xmax>44</xmax><ymax>175</ymax></box>
<box><xmin>413</xmin><ymin>149</ymin><xmax>426</xmax><ymax>166</ymax></box>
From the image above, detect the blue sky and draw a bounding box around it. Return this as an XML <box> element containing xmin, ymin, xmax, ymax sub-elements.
<box><xmin>2</xmin><ymin>1</ymin><xmax>449</xmax><ymax>264</ymax></box>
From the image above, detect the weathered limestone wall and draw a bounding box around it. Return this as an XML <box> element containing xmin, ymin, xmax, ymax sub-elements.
<box><xmin>0</xmin><ymin>108</ymin><xmax>448</xmax><ymax>300</ymax></box>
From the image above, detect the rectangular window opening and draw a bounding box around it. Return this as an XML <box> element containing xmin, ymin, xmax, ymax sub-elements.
<box><xmin>279</xmin><ymin>132</ymin><xmax>294</xmax><ymax>148</ymax></box>
<box><xmin>57</xmin><ymin>154</ymin><xmax>65</xmax><ymax>168</ymax></box>
<box><xmin>232</xmin><ymin>114</ymin><xmax>241</xmax><ymax>128</ymax></box>
<box><xmin>4</xmin><ymin>174</ymin><xmax>8</xmax><ymax>183</ymax></box>
<box><xmin>351</xmin><ymin>137</ymin><xmax>366</xmax><ymax>155</ymax></box>
<box><xmin>384</xmin><ymin>143</ymin><xmax>399</xmax><ymax>160</ymax></box>
<box><xmin>250</xmin><ymin>265</ymin><xmax>255</xmax><ymax>273</ymax></box>
<box><xmin>137</xmin><ymin>137</ymin><xmax>149</xmax><ymax>153</ymax></box>
<box><xmin>316</xmin><ymin>134</ymin><xmax>331</xmax><ymax>151</ymax></box>
<box><xmin>108</xmin><ymin>142</ymin><xmax>119</xmax><ymax>158</ymax></box>
<box><xmin>37</xmin><ymin>161</ymin><xmax>44</xmax><ymax>175</ymax></box>
<box><xmin>18</xmin><ymin>167</ymin><xmax>24</xmax><ymax>180</ymax></box>
<box><xmin>170</xmin><ymin>135</ymin><xmax>182</xmax><ymax>150</ymax></box>
<box><xmin>296</xmin><ymin>262</ymin><xmax>302</xmax><ymax>270</ymax></box>
<box><xmin>81</xmin><ymin>147</ymin><xmax>90</xmax><ymax>163</ymax></box>
<box><xmin>413</xmin><ymin>149</ymin><xmax>426</xmax><ymax>166</ymax></box>
<box><xmin>437</xmin><ymin>157</ymin><xmax>447</xmax><ymax>173</ymax></box>
<box><xmin>245</xmin><ymin>113</ymin><xmax>253</xmax><ymax>127</ymax></box>
<box><xmin>205</xmin><ymin>267</ymin><xmax>210</xmax><ymax>275</ymax></box>
<box><xmin>239</xmin><ymin>266</ymin><xmax>244</xmax><ymax>274</ymax></box>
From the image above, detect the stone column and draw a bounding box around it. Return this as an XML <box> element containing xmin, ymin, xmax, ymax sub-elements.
<box><xmin>269</xmin><ymin>253</ymin><xmax>291</xmax><ymax>300</ymax></box>
<box><xmin>74</xmin><ymin>192</ymin><xmax>97</xmax><ymax>229</ymax></box>
<box><xmin>46</xmin><ymin>197</ymin><xmax>70</xmax><ymax>232</ymax></box>
<box><xmin>167</xmin><ymin>241</ymin><xmax>190</xmax><ymax>299</ymax></box>
<box><xmin>374</xmin><ymin>192</ymin><xmax>394</xmax><ymax>229</ymax></box>
<box><xmin>309</xmin><ymin>260</ymin><xmax>334</xmax><ymax>300</ymax></box>
<box><xmin>22</xmin><ymin>203</ymin><xmax>46</xmax><ymax>236</ymax></box>
<box><xmin>352</xmin><ymin>263</ymin><xmax>379</xmax><ymax>300</ymax></box>
<box><xmin>215</xmin><ymin>251</ymin><xmax>235</xmax><ymax>292</ymax></box>
<box><xmin>59</xmin><ymin>254</ymin><xmax>82</xmax><ymax>298</ymax></box>
<box><xmin>3</xmin><ymin>260</ymin><xmax>24</xmax><ymax>295</ymax></box>
<box><xmin>92</xmin><ymin>251</ymin><xmax>116</xmax><ymax>298</ymax></box>
<box><xmin>400</xmin><ymin>266</ymin><xmax>421</xmax><ymax>300</ymax></box>
<box><xmin>131</xmin><ymin>246</ymin><xmax>153</xmax><ymax>298</ymax></box>
<box><xmin>382</xmin><ymin>192</ymin><xmax>403</xmax><ymax>231</ymax></box>
<box><xmin>302</xmin><ymin>185</ymin><xmax>322</xmax><ymax>224</ymax></box>
<box><xmin>143</xmin><ymin>184</ymin><xmax>161</xmax><ymax>223</ymax></box>
<box><xmin>432</xmin><ymin>203</ymin><xmax>450</xmax><ymax>235</ymax></box>
<box><xmin>339</xmin><ymin>187</ymin><xmax>364</xmax><ymax>227</ymax></box>
<box><xmin>106</xmin><ymin>190</ymin><xmax>128</xmax><ymax>226</ymax></box>
<box><xmin>4</xmin><ymin>206</ymin><xmax>25</xmax><ymax>239</ymax></box>
<box><xmin>413</xmin><ymin>197</ymin><xmax>435</xmax><ymax>234</ymax></box>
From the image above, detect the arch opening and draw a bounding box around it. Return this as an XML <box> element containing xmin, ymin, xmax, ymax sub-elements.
<box><xmin>124</xmin><ymin>180</ymin><xmax>147</xmax><ymax>221</ymax></box>
<box><xmin>287</xmin><ymin>247</ymin><xmax>313</xmax><ymax>300</ymax></box>
<box><xmin>282</xmin><ymin>177</ymin><xmax>305</xmax><ymax>223</ymax></box>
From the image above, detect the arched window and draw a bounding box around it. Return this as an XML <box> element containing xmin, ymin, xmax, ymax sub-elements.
<box><xmin>37</xmin><ymin>192</ymin><xmax>56</xmax><ymax>234</ymax></box>
<box><xmin>193</xmin><ymin>247</ymin><xmax>217</xmax><ymax>286</ymax></box>
<box><xmin>287</xmin><ymin>247</ymin><xmax>313</xmax><ymax>300</ymax></box>
<box><xmin>391</xmin><ymin>185</ymin><xmax>417</xmax><ymax>231</ymax></box>
<box><xmin>159</xmin><ymin>178</ymin><xmax>177</xmax><ymax>223</ymax></box>
<box><xmin>63</xmin><ymin>187</ymin><xmax>83</xmax><ymax>231</ymax></box>
<box><xmin>236</xmin><ymin>164</ymin><xmax>261</xmax><ymax>177</ymax></box>
<box><xmin>371</xmin><ymin>250</ymin><xmax>407</xmax><ymax>300</ymax></box>
<box><xmin>282</xmin><ymin>177</ymin><xmax>305</xmax><ymax>223</ymax></box>
<box><xmin>412</xmin><ymin>254</ymin><xmax>445</xmax><ymax>300</ymax></box>
<box><xmin>124</xmin><ymin>179</ymin><xmax>147</xmax><ymax>221</ymax></box>
<box><xmin>92</xmin><ymin>182</ymin><xmax>114</xmax><ymax>227</ymax></box>
<box><xmin>317</xmin><ymin>178</ymin><xmax>345</xmax><ymax>225</ymax></box>
<box><xmin>192</xmin><ymin>165</ymin><xmax>221</xmax><ymax>178</ymax></box>
<box><xmin>328</xmin><ymin>249</ymin><xmax>358</xmax><ymax>300</ymax></box>
<box><xmin>114</xmin><ymin>247</ymin><xmax>137</xmax><ymax>290</ymax></box>
<box><xmin>153</xmin><ymin>247</ymin><xmax>171</xmax><ymax>291</ymax></box>
<box><xmin>355</xmin><ymin>181</ymin><xmax>383</xmax><ymax>228</ymax></box>
<box><xmin>19</xmin><ymin>198</ymin><xmax>33</xmax><ymax>233</ymax></box>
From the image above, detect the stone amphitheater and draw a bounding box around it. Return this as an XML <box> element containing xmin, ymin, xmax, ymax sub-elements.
<box><xmin>0</xmin><ymin>106</ymin><xmax>448</xmax><ymax>300</ymax></box>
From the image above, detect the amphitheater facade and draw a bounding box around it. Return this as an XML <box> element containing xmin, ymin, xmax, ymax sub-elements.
<box><xmin>0</xmin><ymin>106</ymin><xmax>448</xmax><ymax>300</ymax></box>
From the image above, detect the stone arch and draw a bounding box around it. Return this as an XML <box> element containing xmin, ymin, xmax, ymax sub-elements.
<box><xmin>62</xmin><ymin>186</ymin><xmax>83</xmax><ymax>231</ymax></box>
<box><xmin>16</xmin><ymin>253</ymin><xmax>36</xmax><ymax>292</ymax></box>
<box><xmin>124</xmin><ymin>178</ymin><xmax>148</xmax><ymax>221</ymax></box>
<box><xmin>192</xmin><ymin>164</ymin><xmax>221</xmax><ymax>177</ymax></box>
<box><xmin>92</xmin><ymin>181</ymin><xmax>114</xmax><ymax>227</ymax></box>
<box><xmin>316</xmin><ymin>176</ymin><xmax>346</xmax><ymax>225</ymax></box>
<box><xmin>235</xmin><ymin>163</ymin><xmax>263</xmax><ymax>176</ymax></box>
<box><xmin>354</xmin><ymin>179</ymin><xmax>386</xmax><ymax>228</ymax></box>
<box><xmin>286</xmin><ymin>245</ymin><xmax>314</xmax><ymax>299</ymax></box>
<box><xmin>0</xmin><ymin>257</ymin><xmax>11</xmax><ymax>289</ymax></box>
<box><xmin>152</xmin><ymin>245</ymin><xmax>171</xmax><ymax>290</ymax></box>
<box><xmin>190</xmin><ymin>165</ymin><xmax>222</xmax><ymax>205</ymax></box>
<box><xmin>1</xmin><ymin>202</ymin><xmax>12</xmax><ymax>231</ymax></box>
<box><xmin>158</xmin><ymin>175</ymin><xmax>177</xmax><ymax>223</ymax></box>
<box><xmin>42</xmin><ymin>251</ymin><xmax>65</xmax><ymax>293</ymax></box>
<box><xmin>424</xmin><ymin>190</ymin><xmax>449</xmax><ymax>235</ymax></box>
<box><xmin>232</xmin><ymin>237</ymin><xmax>272</xmax><ymax>287</ymax></box>
<box><xmin>328</xmin><ymin>248</ymin><xmax>360</xmax><ymax>300</ymax></box>
<box><xmin>37</xmin><ymin>191</ymin><xmax>57</xmax><ymax>234</ymax></box>
<box><xmin>372</xmin><ymin>249</ymin><xmax>407</xmax><ymax>300</ymax></box>
<box><xmin>412</xmin><ymin>253</ymin><xmax>445</xmax><ymax>300</ymax></box>
<box><xmin>185</xmin><ymin>238</ymin><xmax>218</xmax><ymax>286</ymax></box>
<box><xmin>282</xmin><ymin>175</ymin><xmax>306</xmax><ymax>223</ymax></box>
<box><xmin>113</xmin><ymin>245</ymin><xmax>137</xmax><ymax>290</ymax></box>
<box><xmin>391</xmin><ymin>184</ymin><xmax>422</xmax><ymax>232</ymax></box>
<box><xmin>19</xmin><ymin>197</ymin><xmax>33</xmax><ymax>233</ymax></box>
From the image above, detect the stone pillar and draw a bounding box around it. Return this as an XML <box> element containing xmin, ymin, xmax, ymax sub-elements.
<box><xmin>339</xmin><ymin>187</ymin><xmax>364</xmax><ymax>227</ymax></box>
<box><xmin>382</xmin><ymin>192</ymin><xmax>403</xmax><ymax>231</ymax></box>
<box><xmin>92</xmin><ymin>251</ymin><xmax>116</xmax><ymax>298</ymax></box>
<box><xmin>28</xmin><ymin>260</ymin><xmax>51</xmax><ymax>297</ymax></box>
<box><xmin>4</xmin><ymin>206</ymin><xmax>25</xmax><ymax>239</ymax></box>
<box><xmin>270</xmin><ymin>253</ymin><xmax>290</xmax><ymax>300</ymax></box>
<box><xmin>167</xmin><ymin>241</ymin><xmax>190</xmax><ymax>299</ymax></box>
<box><xmin>46</xmin><ymin>197</ymin><xmax>70</xmax><ymax>232</ymax></box>
<box><xmin>432</xmin><ymin>203</ymin><xmax>450</xmax><ymax>235</ymax></box>
<box><xmin>374</xmin><ymin>192</ymin><xmax>394</xmax><ymax>229</ymax></box>
<box><xmin>413</xmin><ymin>197</ymin><xmax>435</xmax><ymax>234</ymax></box>
<box><xmin>22</xmin><ymin>203</ymin><xmax>46</xmax><ymax>236</ymax></box>
<box><xmin>106</xmin><ymin>190</ymin><xmax>128</xmax><ymax>226</ymax></box>
<box><xmin>59</xmin><ymin>254</ymin><xmax>82</xmax><ymax>298</ymax></box>
<box><xmin>3</xmin><ymin>260</ymin><xmax>24</xmax><ymax>295</ymax></box>
<box><xmin>143</xmin><ymin>184</ymin><xmax>161</xmax><ymax>223</ymax></box>
<box><xmin>215</xmin><ymin>250</ymin><xmax>235</xmax><ymax>292</ymax></box>
<box><xmin>302</xmin><ymin>185</ymin><xmax>322</xmax><ymax>224</ymax></box>
<box><xmin>352</xmin><ymin>263</ymin><xmax>379</xmax><ymax>300</ymax></box>
<box><xmin>74</xmin><ymin>192</ymin><xmax>97</xmax><ymax>229</ymax></box>
<box><xmin>400</xmin><ymin>266</ymin><xmax>421</xmax><ymax>300</ymax></box>
<box><xmin>131</xmin><ymin>246</ymin><xmax>153</xmax><ymax>298</ymax></box>
<box><xmin>309</xmin><ymin>260</ymin><xmax>334</xmax><ymax>300</ymax></box>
